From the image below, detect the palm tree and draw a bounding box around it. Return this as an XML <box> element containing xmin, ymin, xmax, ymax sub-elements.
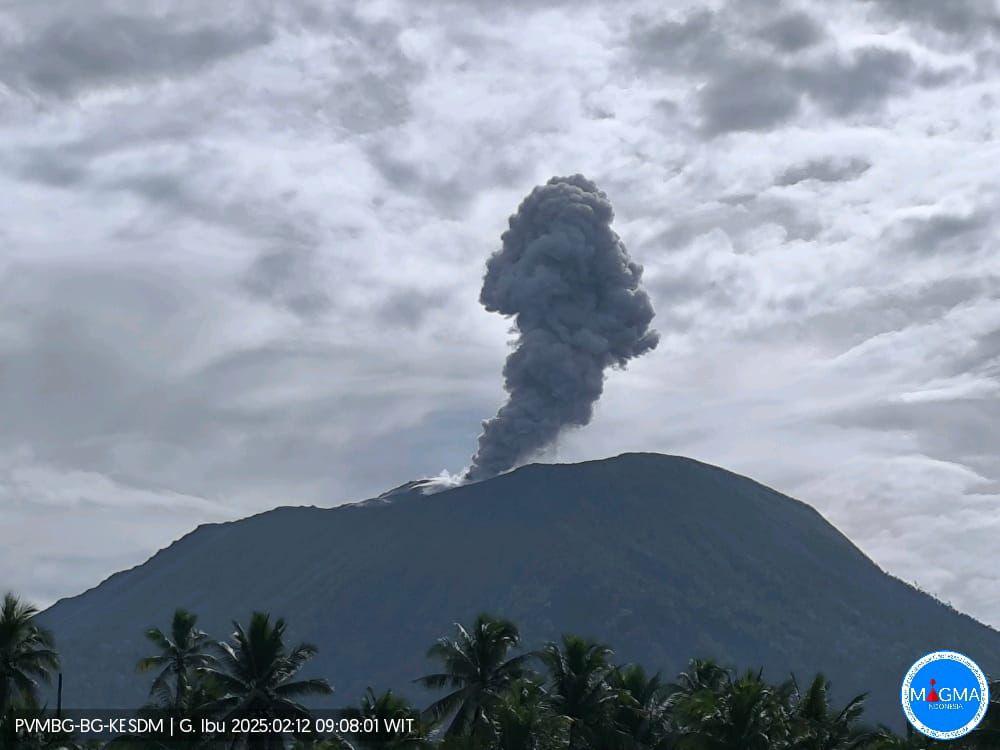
<box><xmin>539</xmin><ymin>635</ymin><xmax>616</xmax><ymax>750</ymax></box>
<box><xmin>290</xmin><ymin>738</ymin><xmax>353</xmax><ymax>750</ymax></box>
<box><xmin>116</xmin><ymin>677</ymin><xmax>225</xmax><ymax>750</ymax></box>
<box><xmin>604</xmin><ymin>664</ymin><xmax>672</xmax><ymax>749</ymax></box>
<box><xmin>664</xmin><ymin>658</ymin><xmax>734</xmax><ymax>744</ymax></box>
<box><xmin>200</xmin><ymin>612</ymin><xmax>333</xmax><ymax>749</ymax></box>
<box><xmin>0</xmin><ymin>593</ymin><xmax>60</xmax><ymax>714</ymax></box>
<box><xmin>1</xmin><ymin>704</ymin><xmax>83</xmax><ymax>750</ymax></box>
<box><xmin>416</xmin><ymin>614</ymin><xmax>534</xmax><ymax>740</ymax></box>
<box><xmin>788</xmin><ymin>674</ymin><xmax>872</xmax><ymax>750</ymax></box>
<box><xmin>435</xmin><ymin>737</ymin><xmax>484</xmax><ymax>750</ymax></box>
<box><xmin>492</xmin><ymin>678</ymin><xmax>567</xmax><ymax>750</ymax></box>
<box><xmin>136</xmin><ymin>609</ymin><xmax>216</xmax><ymax>709</ymax></box>
<box><xmin>671</xmin><ymin>668</ymin><xmax>791</xmax><ymax>750</ymax></box>
<box><xmin>340</xmin><ymin>688</ymin><xmax>431</xmax><ymax>749</ymax></box>
<box><xmin>864</xmin><ymin>724</ymin><xmax>949</xmax><ymax>749</ymax></box>
<box><xmin>667</xmin><ymin>659</ymin><xmax>732</xmax><ymax>701</ymax></box>
<box><xmin>964</xmin><ymin>679</ymin><xmax>999</xmax><ymax>749</ymax></box>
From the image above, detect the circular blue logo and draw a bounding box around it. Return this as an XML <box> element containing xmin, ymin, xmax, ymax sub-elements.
<box><xmin>901</xmin><ymin>651</ymin><xmax>989</xmax><ymax>740</ymax></box>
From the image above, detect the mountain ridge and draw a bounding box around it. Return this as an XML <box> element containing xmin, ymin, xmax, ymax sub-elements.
<box><xmin>39</xmin><ymin>452</ymin><xmax>1000</xmax><ymax>728</ymax></box>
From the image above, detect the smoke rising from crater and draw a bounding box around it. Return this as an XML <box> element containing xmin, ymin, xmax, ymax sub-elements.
<box><xmin>465</xmin><ymin>175</ymin><xmax>659</xmax><ymax>481</ymax></box>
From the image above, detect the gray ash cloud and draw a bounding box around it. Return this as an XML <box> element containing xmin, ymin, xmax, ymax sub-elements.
<box><xmin>465</xmin><ymin>175</ymin><xmax>659</xmax><ymax>481</ymax></box>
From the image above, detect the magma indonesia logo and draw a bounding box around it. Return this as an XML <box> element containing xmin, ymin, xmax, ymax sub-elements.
<box><xmin>901</xmin><ymin>651</ymin><xmax>989</xmax><ymax>740</ymax></box>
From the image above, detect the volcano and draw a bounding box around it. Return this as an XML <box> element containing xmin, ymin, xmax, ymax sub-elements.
<box><xmin>39</xmin><ymin>453</ymin><xmax>1000</xmax><ymax>726</ymax></box>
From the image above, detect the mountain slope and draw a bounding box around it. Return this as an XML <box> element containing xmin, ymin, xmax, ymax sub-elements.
<box><xmin>39</xmin><ymin>453</ymin><xmax>1000</xmax><ymax>726</ymax></box>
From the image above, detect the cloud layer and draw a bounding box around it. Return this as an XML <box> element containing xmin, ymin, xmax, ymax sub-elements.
<box><xmin>0</xmin><ymin>0</ymin><xmax>997</xmax><ymax>626</ymax></box>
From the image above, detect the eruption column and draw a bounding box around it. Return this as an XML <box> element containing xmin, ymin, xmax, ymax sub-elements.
<box><xmin>465</xmin><ymin>175</ymin><xmax>659</xmax><ymax>481</ymax></box>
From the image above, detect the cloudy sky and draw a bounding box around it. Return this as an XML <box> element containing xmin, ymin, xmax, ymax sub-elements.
<box><xmin>1</xmin><ymin>0</ymin><xmax>998</xmax><ymax>627</ymax></box>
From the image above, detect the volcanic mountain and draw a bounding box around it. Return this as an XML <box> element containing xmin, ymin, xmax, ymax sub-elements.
<box><xmin>39</xmin><ymin>453</ymin><xmax>1000</xmax><ymax>726</ymax></box>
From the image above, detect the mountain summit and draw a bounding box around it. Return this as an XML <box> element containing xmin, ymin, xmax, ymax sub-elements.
<box><xmin>39</xmin><ymin>453</ymin><xmax>999</xmax><ymax>725</ymax></box>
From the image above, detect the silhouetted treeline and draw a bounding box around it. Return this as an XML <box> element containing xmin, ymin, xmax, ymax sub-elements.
<box><xmin>1</xmin><ymin>594</ymin><xmax>997</xmax><ymax>749</ymax></box>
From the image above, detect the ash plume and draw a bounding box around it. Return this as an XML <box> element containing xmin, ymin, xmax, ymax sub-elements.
<box><xmin>465</xmin><ymin>175</ymin><xmax>659</xmax><ymax>481</ymax></box>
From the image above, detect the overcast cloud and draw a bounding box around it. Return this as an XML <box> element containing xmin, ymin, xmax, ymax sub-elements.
<box><xmin>0</xmin><ymin>0</ymin><xmax>997</xmax><ymax>626</ymax></box>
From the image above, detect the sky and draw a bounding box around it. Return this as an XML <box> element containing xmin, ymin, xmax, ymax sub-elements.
<box><xmin>0</xmin><ymin>0</ymin><xmax>997</xmax><ymax>627</ymax></box>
